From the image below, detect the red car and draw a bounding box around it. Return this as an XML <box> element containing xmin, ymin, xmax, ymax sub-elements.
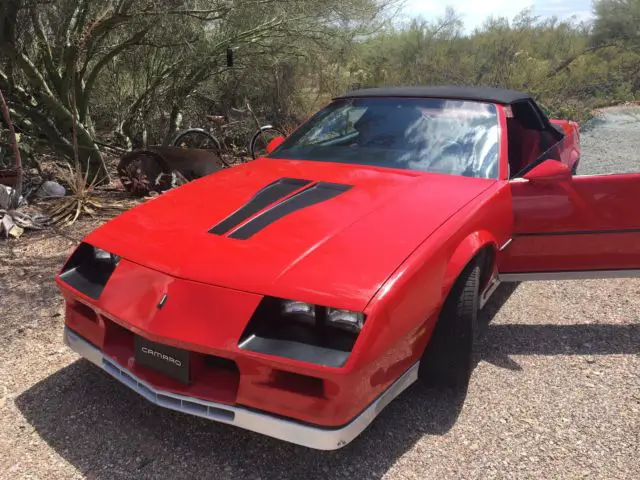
<box><xmin>57</xmin><ymin>86</ymin><xmax>639</xmax><ymax>450</ymax></box>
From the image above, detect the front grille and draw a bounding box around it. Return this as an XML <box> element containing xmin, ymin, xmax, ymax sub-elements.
<box><xmin>103</xmin><ymin>358</ymin><xmax>235</xmax><ymax>422</ymax></box>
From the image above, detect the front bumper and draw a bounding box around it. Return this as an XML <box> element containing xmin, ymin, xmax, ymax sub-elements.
<box><xmin>64</xmin><ymin>327</ymin><xmax>419</xmax><ymax>450</ymax></box>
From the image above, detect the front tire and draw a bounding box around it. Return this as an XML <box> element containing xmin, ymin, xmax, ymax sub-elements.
<box><xmin>418</xmin><ymin>259</ymin><xmax>481</xmax><ymax>391</ymax></box>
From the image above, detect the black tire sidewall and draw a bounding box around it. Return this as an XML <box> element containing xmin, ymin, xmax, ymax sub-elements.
<box><xmin>418</xmin><ymin>259</ymin><xmax>481</xmax><ymax>390</ymax></box>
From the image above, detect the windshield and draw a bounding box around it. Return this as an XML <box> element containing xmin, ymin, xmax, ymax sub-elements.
<box><xmin>269</xmin><ymin>98</ymin><xmax>500</xmax><ymax>179</ymax></box>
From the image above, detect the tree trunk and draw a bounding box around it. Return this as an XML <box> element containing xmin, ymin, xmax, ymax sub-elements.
<box><xmin>74</xmin><ymin>126</ymin><xmax>110</xmax><ymax>184</ymax></box>
<box><xmin>0</xmin><ymin>86</ymin><xmax>23</xmax><ymax>208</ymax></box>
<box><xmin>164</xmin><ymin>104</ymin><xmax>183</xmax><ymax>145</ymax></box>
<box><xmin>56</xmin><ymin>107</ymin><xmax>110</xmax><ymax>183</ymax></box>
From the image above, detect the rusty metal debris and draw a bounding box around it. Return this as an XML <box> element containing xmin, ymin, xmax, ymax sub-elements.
<box><xmin>0</xmin><ymin>168</ymin><xmax>19</xmax><ymax>188</ymax></box>
<box><xmin>117</xmin><ymin>146</ymin><xmax>225</xmax><ymax>196</ymax></box>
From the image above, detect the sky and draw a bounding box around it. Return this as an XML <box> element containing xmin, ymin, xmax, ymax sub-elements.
<box><xmin>402</xmin><ymin>0</ymin><xmax>594</xmax><ymax>31</ymax></box>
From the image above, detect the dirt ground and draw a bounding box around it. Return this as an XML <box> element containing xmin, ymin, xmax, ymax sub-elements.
<box><xmin>0</xmin><ymin>108</ymin><xmax>639</xmax><ymax>479</ymax></box>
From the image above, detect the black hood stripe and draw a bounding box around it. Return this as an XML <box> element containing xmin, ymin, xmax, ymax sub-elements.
<box><xmin>209</xmin><ymin>178</ymin><xmax>312</xmax><ymax>235</ymax></box>
<box><xmin>229</xmin><ymin>182</ymin><xmax>353</xmax><ymax>240</ymax></box>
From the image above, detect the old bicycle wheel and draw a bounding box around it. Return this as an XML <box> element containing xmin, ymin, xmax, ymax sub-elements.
<box><xmin>171</xmin><ymin>128</ymin><xmax>231</xmax><ymax>167</ymax></box>
<box><xmin>249</xmin><ymin>126</ymin><xmax>286</xmax><ymax>159</ymax></box>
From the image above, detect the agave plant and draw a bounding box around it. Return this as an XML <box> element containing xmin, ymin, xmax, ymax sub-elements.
<box><xmin>46</xmin><ymin>162</ymin><xmax>103</xmax><ymax>226</ymax></box>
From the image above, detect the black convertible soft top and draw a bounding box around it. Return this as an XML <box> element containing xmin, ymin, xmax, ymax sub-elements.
<box><xmin>335</xmin><ymin>86</ymin><xmax>531</xmax><ymax>105</ymax></box>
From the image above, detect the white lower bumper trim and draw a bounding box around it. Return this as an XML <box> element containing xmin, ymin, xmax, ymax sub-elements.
<box><xmin>63</xmin><ymin>327</ymin><xmax>418</xmax><ymax>450</ymax></box>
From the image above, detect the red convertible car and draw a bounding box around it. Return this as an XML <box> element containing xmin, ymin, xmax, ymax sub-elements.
<box><xmin>57</xmin><ymin>86</ymin><xmax>640</xmax><ymax>450</ymax></box>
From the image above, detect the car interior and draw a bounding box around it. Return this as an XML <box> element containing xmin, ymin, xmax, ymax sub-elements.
<box><xmin>506</xmin><ymin>100</ymin><xmax>565</xmax><ymax>178</ymax></box>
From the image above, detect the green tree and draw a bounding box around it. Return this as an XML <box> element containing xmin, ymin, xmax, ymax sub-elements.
<box><xmin>1</xmin><ymin>0</ymin><xmax>395</xmax><ymax>179</ymax></box>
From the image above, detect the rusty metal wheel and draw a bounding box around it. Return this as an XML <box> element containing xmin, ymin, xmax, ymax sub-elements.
<box><xmin>117</xmin><ymin>150</ymin><xmax>173</xmax><ymax>196</ymax></box>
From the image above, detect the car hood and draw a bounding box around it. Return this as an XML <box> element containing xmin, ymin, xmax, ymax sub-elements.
<box><xmin>86</xmin><ymin>158</ymin><xmax>494</xmax><ymax>311</ymax></box>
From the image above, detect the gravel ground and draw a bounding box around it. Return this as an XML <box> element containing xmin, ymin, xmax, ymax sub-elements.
<box><xmin>1</xmin><ymin>108</ymin><xmax>639</xmax><ymax>480</ymax></box>
<box><xmin>579</xmin><ymin>105</ymin><xmax>640</xmax><ymax>175</ymax></box>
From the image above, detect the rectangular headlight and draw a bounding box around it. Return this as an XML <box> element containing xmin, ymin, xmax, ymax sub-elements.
<box><xmin>281</xmin><ymin>300</ymin><xmax>315</xmax><ymax>317</ymax></box>
<box><xmin>280</xmin><ymin>300</ymin><xmax>316</xmax><ymax>326</ymax></box>
<box><xmin>279</xmin><ymin>299</ymin><xmax>365</xmax><ymax>333</ymax></box>
<box><xmin>94</xmin><ymin>247</ymin><xmax>120</xmax><ymax>265</ymax></box>
<box><xmin>327</xmin><ymin>308</ymin><xmax>365</xmax><ymax>332</ymax></box>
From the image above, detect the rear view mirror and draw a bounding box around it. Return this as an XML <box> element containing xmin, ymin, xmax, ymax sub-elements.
<box><xmin>265</xmin><ymin>136</ymin><xmax>285</xmax><ymax>154</ymax></box>
<box><xmin>523</xmin><ymin>159</ymin><xmax>571</xmax><ymax>183</ymax></box>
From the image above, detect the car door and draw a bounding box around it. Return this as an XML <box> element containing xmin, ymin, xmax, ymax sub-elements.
<box><xmin>498</xmin><ymin>161</ymin><xmax>640</xmax><ymax>280</ymax></box>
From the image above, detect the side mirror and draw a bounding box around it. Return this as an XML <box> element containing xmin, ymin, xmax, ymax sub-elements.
<box><xmin>265</xmin><ymin>136</ymin><xmax>285</xmax><ymax>154</ymax></box>
<box><xmin>523</xmin><ymin>159</ymin><xmax>571</xmax><ymax>183</ymax></box>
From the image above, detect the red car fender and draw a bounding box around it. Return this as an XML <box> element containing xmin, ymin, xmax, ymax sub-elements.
<box><xmin>355</xmin><ymin>229</ymin><xmax>496</xmax><ymax>343</ymax></box>
<box><xmin>442</xmin><ymin>230</ymin><xmax>499</xmax><ymax>299</ymax></box>
<box><xmin>347</xmin><ymin>231</ymin><xmax>498</xmax><ymax>399</ymax></box>
<box><xmin>354</xmin><ymin>185</ymin><xmax>510</xmax><ymax>389</ymax></box>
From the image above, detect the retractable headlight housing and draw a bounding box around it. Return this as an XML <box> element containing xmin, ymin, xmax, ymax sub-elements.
<box><xmin>239</xmin><ymin>297</ymin><xmax>368</xmax><ymax>367</ymax></box>
<box><xmin>59</xmin><ymin>243</ymin><xmax>120</xmax><ymax>299</ymax></box>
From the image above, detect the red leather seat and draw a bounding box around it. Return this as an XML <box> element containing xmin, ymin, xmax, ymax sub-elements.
<box><xmin>507</xmin><ymin>119</ymin><xmax>542</xmax><ymax>175</ymax></box>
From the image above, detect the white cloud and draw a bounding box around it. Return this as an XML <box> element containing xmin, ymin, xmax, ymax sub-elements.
<box><xmin>401</xmin><ymin>0</ymin><xmax>593</xmax><ymax>30</ymax></box>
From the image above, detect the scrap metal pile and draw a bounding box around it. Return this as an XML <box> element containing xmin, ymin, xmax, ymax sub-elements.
<box><xmin>116</xmin><ymin>146</ymin><xmax>225</xmax><ymax>196</ymax></box>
